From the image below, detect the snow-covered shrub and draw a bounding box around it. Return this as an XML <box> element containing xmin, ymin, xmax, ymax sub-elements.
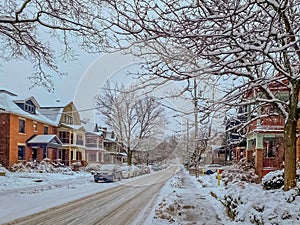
<box><xmin>10</xmin><ymin>162</ymin><xmax>26</xmax><ymax>172</ymax></box>
<box><xmin>249</xmin><ymin>213</ymin><xmax>264</xmax><ymax>225</ymax></box>
<box><xmin>222</xmin><ymin>195</ymin><xmax>238</xmax><ymax>220</ymax></box>
<box><xmin>262</xmin><ymin>170</ymin><xmax>300</xmax><ymax>190</ymax></box>
<box><xmin>10</xmin><ymin>160</ymin><xmax>73</xmax><ymax>174</ymax></box>
<box><xmin>222</xmin><ymin>164</ymin><xmax>260</xmax><ymax>186</ymax></box>
<box><xmin>262</xmin><ymin>170</ymin><xmax>284</xmax><ymax>190</ymax></box>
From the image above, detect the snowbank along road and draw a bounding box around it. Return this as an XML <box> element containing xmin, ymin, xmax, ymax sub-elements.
<box><xmin>4</xmin><ymin>165</ymin><xmax>178</xmax><ymax>225</ymax></box>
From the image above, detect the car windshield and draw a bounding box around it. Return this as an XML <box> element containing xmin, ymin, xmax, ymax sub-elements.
<box><xmin>100</xmin><ymin>164</ymin><xmax>115</xmax><ymax>171</ymax></box>
<box><xmin>120</xmin><ymin>166</ymin><xmax>128</xmax><ymax>170</ymax></box>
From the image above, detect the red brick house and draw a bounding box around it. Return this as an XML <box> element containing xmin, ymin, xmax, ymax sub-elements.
<box><xmin>244</xmin><ymin>79</ymin><xmax>300</xmax><ymax>177</ymax></box>
<box><xmin>0</xmin><ymin>90</ymin><xmax>61</xmax><ymax>168</ymax></box>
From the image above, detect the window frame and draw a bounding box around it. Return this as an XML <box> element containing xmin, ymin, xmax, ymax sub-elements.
<box><xmin>18</xmin><ymin>145</ymin><xmax>25</xmax><ymax>160</ymax></box>
<box><xmin>19</xmin><ymin>118</ymin><xmax>26</xmax><ymax>134</ymax></box>
<box><xmin>33</xmin><ymin>121</ymin><xmax>38</xmax><ymax>132</ymax></box>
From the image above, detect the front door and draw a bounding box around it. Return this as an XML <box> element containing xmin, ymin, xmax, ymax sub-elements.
<box><xmin>32</xmin><ymin>148</ymin><xmax>37</xmax><ymax>160</ymax></box>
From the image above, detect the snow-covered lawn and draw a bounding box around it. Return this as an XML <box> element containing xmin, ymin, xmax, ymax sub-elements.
<box><xmin>1</xmin><ymin>164</ymin><xmax>300</xmax><ymax>225</ymax></box>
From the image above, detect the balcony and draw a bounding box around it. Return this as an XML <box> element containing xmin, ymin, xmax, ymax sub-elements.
<box><xmin>248</xmin><ymin>116</ymin><xmax>284</xmax><ymax>133</ymax></box>
<box><xmin>76</xmin><ymin>140</ymin><xmax>84</xmax><ymax>146</ymax></box>
<box><xmin>86</xmin><ymin>143</ymin><xmax>97</xmax><ymax>148</ymax></box>
<box><xmin>60</xmin><ymin>138</ymin><xmax>71</xmax><ymax>144</ymax></box>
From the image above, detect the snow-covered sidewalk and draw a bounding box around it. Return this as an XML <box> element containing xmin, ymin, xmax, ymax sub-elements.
<box><xmin>144</xmin><ymin>166</ymin><xmax>300</xmax><ymax>225</ymax></box>
<box><xmin>143</xmin><ymin>167</ymin><xmax>225</xmax><ymax>225</ymax></box>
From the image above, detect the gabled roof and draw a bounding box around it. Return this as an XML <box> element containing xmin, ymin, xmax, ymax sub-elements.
<box><xmin>27</xmin><ymin>135</ymin><xmax>62</xmax><ymax>147</ymax></box>
<box><xmin>60</xmin><ymin>123</ymin><xmax>86</xmax><ymax>131</ymax></box>
<box><xmin>14</xmin><ymin>96</ymin><xmax>40</xmax><ymax>109</ymax></box>
<box><xmin>39</xmin><ymin>106</ymin><xmax>64</xmax><ymax>124</ymax></box>
<box><xmin>40</xmin><ymin>101</ymin><xmax>81</xmax><ymax>126</ymax></box>
<box><xmin>83</xmin><ymin>123</ymin><xmax>105</xmax><ymax>136</ymax></box>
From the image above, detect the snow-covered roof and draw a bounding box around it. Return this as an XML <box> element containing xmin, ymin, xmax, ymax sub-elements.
<box><xmin>82</xmin><ymin>122</ymin><xmax>100</xmax><ymax>133</ymax></box>
<box><xmin>0</xmin><ymin>90</ymin><xmax>57</xmax><ymax>126</ymax></box>
<box><xmin>60</xmin><ymin>123</ymin><xmax>86</xmax><ymax>131</ymax></box>
<box><xmin>39</xmin><ymin>107</ymin><xmax>64</xmax><ymax>125</ymax></box>
<box><xmin>27</xmin><ymin>135</ymin><xmax>62</xmax><ymax>146</ymax></box>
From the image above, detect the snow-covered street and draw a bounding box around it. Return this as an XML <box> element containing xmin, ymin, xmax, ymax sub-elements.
<box><xmin>1</xmin><ymin>164</ymin><xmax>300</xmax><ymax>225</ymax></box>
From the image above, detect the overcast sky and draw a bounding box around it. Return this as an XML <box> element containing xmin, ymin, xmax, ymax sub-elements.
<box><xmin>0</xmin><ymin>51</ymin><xmax>181</xmax><ymax>128</ymax></box>
<box><xmin>0</xmin><ymin>50</ymin><xmax>205</xmax><ymax>135</ymax></box>
<box><xmin>1</xmin><ymin>51</ymin><xmax>100</xmax><ymax>106</ymax></box>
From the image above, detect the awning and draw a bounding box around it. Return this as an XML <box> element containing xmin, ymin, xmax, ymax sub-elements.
<box><xmin>27</xmin><ymin>135</ymin><xmax>62</xmax><ymax>148</ymax></box>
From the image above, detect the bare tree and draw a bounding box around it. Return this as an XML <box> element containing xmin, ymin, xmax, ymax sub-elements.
<box><xmin>98</xmin><ymin>0</ymin><xmax>300</xmax><ymax>190</ymax></box>
<box><xmin>95</xmin><ymin>81</ymin><xmax>166</xmax><ymax>165</ymax></box>
<box><xmin>6</xmin><ymin>1</ymin><xmax>299</xmax><ymax>190</ymax></box>
<box><xmin>0</xmin><ymin>0</ymin><xmax>107</xmax><ymax>91</ymax></box>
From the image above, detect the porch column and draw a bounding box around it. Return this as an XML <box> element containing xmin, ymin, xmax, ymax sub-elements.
<box><xmin>246</xmin><ymin>149</ymin><xmax>252</xmax><ymax>162</ymax></box>
<box><xmin>255</xmin><ymin>148</ymin><xmax>263</xmax><ymax>178</ymax></box>
<box><xmin>96</xmin><ymin>152</ymin><xmax>99</xmax><ymax>162</ymax></box>
<box><xmin>72</xmin><ymin>149</ymin><xmax>77</xmax><ymax>160</ymax></box>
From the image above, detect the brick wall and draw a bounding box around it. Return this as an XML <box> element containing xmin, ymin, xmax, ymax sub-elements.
<box><xmin>0</xmin><ymin>113</ymin><xmax>10</xmax><ymax>167</ymax></box>
<box><xmin>255</xmin><ymin>148</ymin><xmax>263</xmax><ymax>178</ymax></box>
<box><xmin>8</xmin><ymin>114</ymin><xmax>56</xmax><ymax>167</ymax></box>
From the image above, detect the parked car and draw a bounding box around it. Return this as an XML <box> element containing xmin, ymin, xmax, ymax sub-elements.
<box><xmin>144</xmin><ymin>165</ymin><xmax>151</xmax><ymax>174</ymax></box>
<box><xmin>203</xmin><ymin>164</ymin><xmax>224</xmax><ymax>175</ymax></box>
<box><xmin>94</xmin><ymin>164</ymin><xmax>122</xmax><ymax>182</ymax></box>
<box><xmin>120</xmin><ymin>165</ymin><xmax>134</xmax><ymax>179</ymax></box>
<box><xmin>137</xmin><ymin>165</ymin><xmax>147</xmax><ymax>175</ymax></box>
<box><xmin>131</xmin><ymin>165</ymin><xmax>140</xmax><ymax>176</ymax></box>
<box><xmin>151</xmin><ymin>164</ymin><xmax>161</xmax><ymax>172</ymax></box>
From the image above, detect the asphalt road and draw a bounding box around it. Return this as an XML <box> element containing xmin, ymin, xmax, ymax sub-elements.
<box><xmin>4</xmin><ymin>165</ymin><xmax>178</xmax><ymax>225</ymax></box>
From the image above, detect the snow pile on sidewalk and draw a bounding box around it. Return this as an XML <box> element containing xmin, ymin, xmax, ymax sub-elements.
<box><xmin>148</xmin><ymin>165</ymin><xmax>300</xmax><ymax>225</ymax></box>
<box><xmin>153</xmin><ymin>171</ymin><xmax>184</xmax><ymax>223</ymax></box>
<box><xmin>148</xmin><ymin>167</ymin><xmax>223</xmax><ymax>225</ymax></box>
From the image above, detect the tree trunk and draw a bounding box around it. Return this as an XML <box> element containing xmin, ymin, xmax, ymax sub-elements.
<box><xmin>284</xmin><ymin>83</ymin><xmax>299</xmax><ymax>191</ymax></box>
<box><xmin>127</xmin><ymin>148</ymin><xmax>132</xmax><ymax>166</ymax></box>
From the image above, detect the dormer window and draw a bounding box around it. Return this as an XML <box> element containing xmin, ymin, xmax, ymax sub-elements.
<box><xmin>15</xmin><ymin>99</ymin><xmax>36</xmax><ymax>114</ymax></box>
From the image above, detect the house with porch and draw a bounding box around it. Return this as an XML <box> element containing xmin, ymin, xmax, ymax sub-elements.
<box><xmin>84</xmin><ymin>123</ymin><xmax>107</xmax><ymax>163</ymax></box>
<box><xmin>242</xmin><ymin>78</ymin><xmax>300</xmax><ymax>178</ymax></box>
<box><xmin>40</xmin><ymin>102</ymin><xmax>86</xmax><ymax>165</ymax></box>
<box><xmin>100</xmin><ymin>129</ymin><xmax>127</xmax><ymax>164</ymax></box>
<box><xmin>0</xmin><ymin>90</ymin><xmax>61</xmax><ymax>167</ymax></box>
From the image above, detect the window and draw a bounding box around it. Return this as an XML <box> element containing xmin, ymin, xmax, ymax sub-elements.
<box><xmin>88</xmin><ymin>153</ymin><xmax>97</xmax><ymax>162</ymax></box>
<box><xmin>59</xmin><ymin>131</ymin><xmax>73</xmax><ymax>144</ymax></box>
<box><xmin>44</xmin><ymin>126</ymin><xmax>49</xmax><ymax>134</ymax></box>
<box><xmin>76</xmin><ymin>135</ymin><xmax>84</xmax><ymax>145</ymax></box>
<box><xmin>24</xmin><ymin>103</ymin><xmax>35</xmax><ymax>114</ymax></box>
<box><xmin>33</xmin><ymin>122</ymin><xmax>37</xmax><ymax>132</ymax></box>
<box><xmin>18</xmin><ymin>146</ymin><xmax>25</xmax><ymax>160</ymax></box>
<box><xmin>65</xmin><ymin>115</ymin><xmax>73</xmax><ymax>124</ymax></box>
<box><xmin>19</xmin><ymin>119</ymin><xmax>25</xmax><ymax>133</ymax></box>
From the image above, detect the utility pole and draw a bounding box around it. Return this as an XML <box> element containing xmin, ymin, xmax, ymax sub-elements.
<box><xmin>193</xmin><ymin>78</ymin><xmax>199</xmax><ymax>177</ymax></box>
<box><xmin>186</xmin><ymin>119</ymin><xmax>189</xmax><ymax>169</ymax></box>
